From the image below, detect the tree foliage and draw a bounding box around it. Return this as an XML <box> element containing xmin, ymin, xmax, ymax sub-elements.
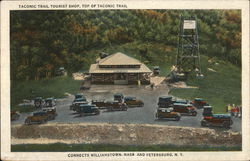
<box><xmin>10</xmin><ymin>10</ymin><xmax>241</xmax><ymax>80</ymax></box>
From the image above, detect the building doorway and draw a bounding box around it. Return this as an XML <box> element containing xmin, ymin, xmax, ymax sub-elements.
<box><xmin>114</xmin><ymin>73</ymin><xmax>128</xmax><ymax>84</ymax></box>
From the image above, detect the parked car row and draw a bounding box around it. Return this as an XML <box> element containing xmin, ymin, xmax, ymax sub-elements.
<box><xmin>156</xmin><ymin>96</ymin><xmax>198</xmax><ymax>121</ymax></box>
<box><xmin>69</xmin><ymin>93</ymin><xmax>133</xmax><ymax>116</ymax></box>
<box><xmin>69</xmin><ymin>93</ymin><xmax>145</xmax><ymax>116</ymax></box>
<box><xmin>14</xmin><ymin>93</ymin><xmax>233</xmax><ymax>128</ymax></box>
<box><xmin>155</xmin><ymin>96</ymin><xmax>233</xmax><ymax>128</ymax></box>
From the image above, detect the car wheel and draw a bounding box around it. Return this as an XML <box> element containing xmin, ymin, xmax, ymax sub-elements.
<box><xmin>35</xmin><ymin>102</ymin><xmax>41</xmax><ymax>108</ymax></box>
<box><xmin>230</xmin><ymin>120</ymin><xmax>233</xmax><ymax>125</ymax></box>
<box><xmin>192</xmin><ymin>111</ymin><xmax>197</xmax><ymax>116</ymax></box>
<box><xmin>123</xmin><ymin>107</ymin><xmax>128</xmax><ymax>111</ymax></box>
<box><xmin>25</xmin><ymin>119</ymin><xmax>31</xmax><ymax>125</ymax></box>
<box><xmin>201</xmin><ymin>120</ymin><xmax>208</xmax><ymax>127</ymax></box>
<box><xmin>95</xmin><ymin>110</ymin><xmax>100</xmax><ymax>115</ymax></box>
<box><xmin>140</xmin><ymin>103</ymin><xmax>144</xmax><ymax>107</ymax></box>
<box><xmin>16</xmin><ymin>114</ymin><xmax>20</xmax><ymax>120</ymax></box>
<box><xmin>155</xmin><ymin>113</ymin><xmax>158</xmax><ymax>119</ymax></box>
<box><xmin>175</xmin><ymin>116</ymin><xmax>180</xmax><ymax>121</ymax></box>
<box><xmin>223</xmin><ymin>121</ymin><xmax>231</xmax><ymax>128</ymax></box>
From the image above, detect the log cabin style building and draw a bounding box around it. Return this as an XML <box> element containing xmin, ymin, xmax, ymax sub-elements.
<box><xmin>89</xmin><ymin>52</ymin><xmax>152</xmax><ymax>85</ymax></box>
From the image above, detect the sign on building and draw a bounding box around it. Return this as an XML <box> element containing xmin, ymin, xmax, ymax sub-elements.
<box><xmin>183</xmin><ymin>20</ymin><xmax>196</xmax><ymax>29</ymax></box>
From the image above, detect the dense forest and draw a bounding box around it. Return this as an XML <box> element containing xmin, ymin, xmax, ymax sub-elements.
<box><xmin>10</xmin><ymin>10</ymin><xmax>241</xmax><ymax>80</ymax></box>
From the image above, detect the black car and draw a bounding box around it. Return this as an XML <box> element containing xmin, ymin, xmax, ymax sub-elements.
<box><xmin>34</xmin><ymin>97</ymin><xmax>44</xmax><ymax>108</ymax></box>
<box><xmin>114</xmin><ymin>93</ymin><xmax>124</xmax><ymax>103</ymax></box>
<box><xmin>157</xmin><ymin>96</ymin><xmax>174</xmax><ymax>108</ymax></box>
<box><xmin>45</xmin><ymin>98</ymin><xmax>56</xmax><ymax>107</ymax></box>
<box><xmin>73</xmin><ymin>94</ymin><xmax>87</xmax><ymax>102</ymax></box>
<box><xmin>202</xmin><ymin>106</ymin><xmax>213</xmax><ymax>116</ymax></box>
<box><xmin>153</xmin><ymin>66</ymin><xmax>160</xmax><ymax>75</ymax></box>
<box><xmin>75</xmin><ymin>104</ymin><xmax>100</xmax><ymax>116</ymax></box>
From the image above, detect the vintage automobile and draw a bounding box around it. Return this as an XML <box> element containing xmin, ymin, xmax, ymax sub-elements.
<box><xmin>202</xmin><ymin>106</ymin><xmax>213</xmax><ymax>116</ymax></box>
<box><xmin>105</xmin><ymin>101</ymin><xmax>128</xmax><ymax>111</ymax></box>
<box><xmin>75</xmin><ymin>104</ymin><xmax>100</xmax><ymax>116</ymax></box>
<box><xmin>25</xmin><ymin>111</ymin><xmax>49</xmax><ymax>125</ymax></box>
<box><xmin>173</xmin><ymin>99</ymin><xmax>189</xmax><ymax>104</ymax></box>
<box><xmin>11</xmin><ymin>110</ymin><xmax>20</xmax><ymax>121</ymax></box>
<box><xmin>124</xmin><ymin>97</ymin><xmax>144</xmax><ymax>107</ymax></box>
<box><xmin>201</xmin><ymin>114</ymin><xmax>233</xmax><ymax>128</ymax></box>
<box><xmin>155</xmin><ymin>108</ymin><xmax>181</xmax><ymax>121</ymax></box>
<box><xmin>73</xmin><ymin>97</ymin><xmax>87</xmax><ymax>103</ymax></box>
<box><xmin>192</xmin><ymin>98</ymin><xmax>208</xmax><ymax>108</ymax></box>
<box><xmin>100</xmin><ymin>52</ymin><xmax>109</xmax><ymax>59</ymax></box>
<box><xmin>172</xmin><ymin>103</ymin><xmax>197</xmax><ymax>116</ymax></box>
<box><xmin>114</xmin><ymin>93</ymin><xmax>124</xmax><ymax>103</ymax></box>
<box><xmin>153</xmin><ymin>66</ymin><xmax>160</xmax><ymax>75</ymax></box>
<box><xmin>34</xmin><ymin>97</ymin><xmax>45</xmax><ymax>108</ymax></box>
<box><xmin>42</xmin><ymin>107</ymin><xmax>57</xmax><ymax>120</ymax></box>
<box><xmin>74</xmin><ymin>94</ymin><xmax>86</xmax><ymax>100</ymax></box>
<box><xmin>45</xmin><ymin>98</ymin><xmax>56</xmax><ymax>107</ymax></box>
<box><xmin>157</xmin><ymin>96</ymin><xmax>174</xmax><ymax>108</ymax></box>
<box><xmin>55</xmin><ymin>67</ymin><xmax>66</xmax><ymax>76</ymax></box>
<box><xmin>70</xmin><ymin>101</ymin><xmax>88</xmax><ymax>111</ymax></box>
<box><xmin>91</xmin><ymin>99</ymin><xmax>106</xmax><ymax>109</ymax></box>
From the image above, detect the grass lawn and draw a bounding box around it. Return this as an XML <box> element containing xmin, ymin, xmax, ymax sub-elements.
<box><xmin>11</xmin><ymin>143</ymin><xmax>241</xmax><ymax>152</ymax></box>
<box><xmin>169</xmin><ymin>56</ymin><xmax>241</xmax><ymax>113</ymax></box>
<box><xmin>11</xmin><ymin>76</ymin><xmax>82</xmax><ymax>111</ymax></box>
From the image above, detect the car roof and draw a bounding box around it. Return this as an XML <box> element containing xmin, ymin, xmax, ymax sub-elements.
<box><xmin>75</xmin><ymin>97</ymin><xmax>86</xmax><ymax>100</ymax></box>
<box><xmin>42</xmin><ymin>107</ymin><xmax>56</xmax><ymax>110</ymax></box>
<box><xmin>173</xmin><ymin>103</ymin><xmax>192</xmax><ymax>106</ymax></box>
<box><xmin>34</xmin><ymin>111</ymin><xmax>47</xmax><ymax>114</ymax></box>
<box><xmin>159</xmin><ymin>96</ymin><xmax>172</xmax><ymax>99</ymax></box>
<box><xmin>175</xmin><ymin>100</ymin><xmax>187</xmax><ymax>103</ymax></box>
<box><xmin>194</xmin><ymin>98</ymin><xmax>204</xmax><ymax>101</ymax></box>
<box><xmin>213</xmin><ymin>114</ymin><xmax>231</xmax><ymax>118</ymax></box>
<box><xmin>79</xmin><ymin>104</ymin><xmax>95</xmax><ymax>107</ymax></box>
<box><xmin>125</xmin><ymin>96</ymin><xmax>136</xmax><ymax>99</ymax></box>
<box><xmin>158</xmin><ymin>107</ymin><xmax>173</xmax><ymax>111</ymax></box>
<box><xmin>45</xmin><ymin>98</ymin><xmax>54</xmax><ymax>100</ymax></box>
<box><xmin>74</xmin><ymin>101</ymin><xmax>88</xmax><ymax>103</ymax></box>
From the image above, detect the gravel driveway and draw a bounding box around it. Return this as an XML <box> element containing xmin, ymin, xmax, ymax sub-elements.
<box><xmin>11</xmin><ymin>84</ymin><xmax>242</xmax><ymax>132</ymax></box>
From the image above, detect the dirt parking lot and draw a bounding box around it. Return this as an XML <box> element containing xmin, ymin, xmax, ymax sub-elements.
<box><xmin>11</xmin><ymin>84</ymin><xmax>242</xmax><ymax>133</ymax></box>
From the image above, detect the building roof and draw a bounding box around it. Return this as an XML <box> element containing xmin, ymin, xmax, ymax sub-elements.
<box><xmin>89</xmin><ymin>52</ymin><xmax>152</xmax><ymax>74</ymax></box>
<box><xmin>89</xmin><ymin>63</ymin><xmax>152</xmax><ymax>74</ymax></box>
<box><xmin>98</xmin><ymin>52</ymin><xmax>142</xmax><ymax>65</ymax></box>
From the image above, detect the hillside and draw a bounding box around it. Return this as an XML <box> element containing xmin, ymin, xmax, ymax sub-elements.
<box><xmin>10</xmin><ymin>10</ymin><xmax>241</xmax><ymax>113</ymax></box>
<box><xmin>10</xmin><ymin>10</ymin><xmax>241</xmax><ymax>80</ymax></box>
<box><xmin>169</xmin><ymin>55</ymin><xmax>241</xmax><ymax>113</ymax></box>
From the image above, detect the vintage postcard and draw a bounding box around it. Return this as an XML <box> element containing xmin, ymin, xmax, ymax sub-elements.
<box><xmin>1</xmin><ymin>0</ymin><xmax>249</xmax><ymax>160</ymax></box>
